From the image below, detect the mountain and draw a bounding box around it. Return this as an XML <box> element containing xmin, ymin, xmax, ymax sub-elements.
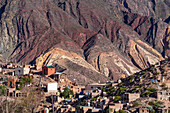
<box><xmin>0</xmin><ymin>0</ymin><xmax>169</xmax><ymax>84</ymax></box>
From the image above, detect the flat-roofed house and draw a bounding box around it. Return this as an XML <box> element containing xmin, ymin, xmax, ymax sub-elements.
<box><xmin>15</xmin><ymin>67</ymin><xmax>30</xmax><ymax>76</ymax></box>
<box><xmin>123</xmin><ymin>93</ymin><xmax>140</xmax><ymax>103</ymax></box>
<box><xmin>46</xmin><ymin>82</ymin><xmax>58</xmax><ymax>93</ymax></box>
<box><xmin>7</xmin><ymin>77</ymin><xmax>17</xmax><ymax>88</ymax></box>
<box><xmin>42</xmin><ymin>66</ymin><xmax>55</xmax><ymax>75</ymax></box>
<box><xmin>109</xmin><ymin>103</ymin><xmax>124</xmax><ymax>112</ymax></box>
<box><xmin>85</xmin><ymin>83</ymin><xmax>106</xmax><ymax>92</ymax></box>
<box><xmin>154</xmin><ymin>90</ymin><xmax>170</xmax><ymax>101</ymax></box>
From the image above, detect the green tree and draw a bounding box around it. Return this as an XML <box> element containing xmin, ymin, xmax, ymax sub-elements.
<box><xmin>149</xmin><ymin>101</ymin><xmax>163</xmax><ymax>111</ymax></box>
<box><xmin>161</xmin><ymin>83</ymin><xmax>166</xmax><ymax>87</ymax></box>
<box><xmin>117</xmin><ymin>88</ymin><xmax>126</xmax><ymax>94</ymax></box>
<box><xmin>20</xmin><ymin>76</ymin><xmax>32</xmax><ymax>88</ymax></box>
<box><xmin>119</xmin><ymin>110</ymin><xmax>127</xmax><ymax>113</ymax></box>
<box><xmin>61</xmin><ymin>87</ymin><xmax>74</xmax><ymax>99</ymax></box>
<box><xmin>133</xmin><ymin>102</ymin><xmax>139</xmax><ymax>107</ymax></box>
<box><xmin>0</xmin><ymin>85</ymin><xmax>6</xmax><ymax>96</ymax></box>
<box><xmin>91</xmin><ymin>97</ymin><xmax>97</xmax><ymax>101</ymax></box>
<box><xmin>113</xmin><ymin>96</ymin><xmax>121</xmax><ymax>103</ymax></box>
<box><xmin>147</xmin><ymin>88</ymin><xmax>157</xmax><ymax>92</ymax></box>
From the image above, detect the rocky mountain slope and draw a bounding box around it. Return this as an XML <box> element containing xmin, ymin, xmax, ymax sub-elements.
<box><xmin>0</xmin><ymin>0</ymin><xmax>169</xmax><ymax>83</ymax></box>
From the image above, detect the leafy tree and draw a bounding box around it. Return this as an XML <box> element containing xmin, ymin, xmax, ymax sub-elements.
<box><xmin>129</xmin><ymin>76</ymin><xmax>134</xmax><ymax>82</ymax></box>
<box><xmin>91</xmin><ymin>97</ymin><xmax>97</xmax><ymax>101</ymax></box>
<box><xmin>113</xmin><ymin>96</ymin><xmax>121</xmax><ymax>103</ymax></box>
<box><xmin>117</xmin><ymin>88</ymin><xmax>126</xmax><ymax>95</ymax></box>
<box><xmin>61</xmin><ymin>87</ymin><xmax>73</xmax><ymax>99</ymax></box>
<box><xmin>142</xmin><ymin>91</ymin><xmax>151</xmax><ymax>97</ymax></box>
<box><xmin>20</xmin><ymin>76</ymin><xmax>32</xmax><ymax>88</ymax></box>
<box><xmin>149</xmin><ymin>101</ymin><xmax>163</xmax><ymax>111</ymax></box>
<box><xmin>147</xmin><ymin>88</ymin><xmax>157</xmax><ymax>92</ymax></box>
<box><xmin>0</xmin><ymin>85</ymin><xmax>6</xmax><ymax>96</ymax></box>
<box><xmin>161</xmin><ymin>83</ymin><xmax>166</xmax><ymax>87</ymax></box>
<box><xmin>119</xmin><ymin>110</ymin><xmax>127</xmax><ymax>113</ymax></box>
<box><xmin>133</xmin><ymin>102</ymin><xmax>139</xmax><ymax>107</ymax></box>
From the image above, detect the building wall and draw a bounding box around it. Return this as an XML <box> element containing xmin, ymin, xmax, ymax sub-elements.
<box><xmin>138</xmin><ymin>107</ymin><xmax>149</xmax><ymax>113</ymax></box>
<box><xmin>42</xmin><ymin>66</ymin><xmax>55</xmax><ymax>75</ymax></box>
<box><xmin>47</xmin><ymin>82</ymin><xmax>58</xmax><ymax>92</ymax></box>
<box><xmin>15</xmin><ymin>67</ymin><xmax>30</xmax><ymax>76</ymax></box>
<box><xmin>0</xmin><ymin>67</ymin><xmax>2</xmax><ymax>72</ymax></box>
<box><xmin>109</xmin><ymin>104</ymin><xmax>123</xmax><ymax>112</ymax></box>
<box><xmin>85</xmin><ymin>84</ymin><xmax>106</xmax><ymax>91</ymax></box>
<box><xmin>23</xmin><ymin>67</ymin><xmax>30</xmax><ymax>75</ymax></box>
<box><xmin>123</xmin><ymin>93</ymin><xmax>140</xmax><ymax>103</ymax></box>
<box><xmin>156</xmin><ymin>91</ymin><xmax>170</xmax><ymax>101</ymax></box>
<box><xmin>7</xmin><ymin>78</ymin><xmax>17</xmax><ymax>88</ymax></box>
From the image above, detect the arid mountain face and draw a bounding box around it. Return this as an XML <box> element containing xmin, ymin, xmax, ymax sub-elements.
<box><xmin>0</xmin><ymin>0</ymin><xmax>169</xmax><ymax>84</ymax></box>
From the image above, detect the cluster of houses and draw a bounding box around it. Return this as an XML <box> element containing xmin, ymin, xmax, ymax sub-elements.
<box><xmin>0</xmin><ymin>60</ymin><xmax>169</xmax><ymax>113</ymax></box>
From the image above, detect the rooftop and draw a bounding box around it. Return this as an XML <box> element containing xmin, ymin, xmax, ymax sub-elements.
<box><xmin>46</xmin><ymin>66</ymin><xmax>54</xmax><ymax>68</ymax></box>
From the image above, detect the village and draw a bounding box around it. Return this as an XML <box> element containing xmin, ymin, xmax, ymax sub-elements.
<box><xmin>0</xmin><ymin>58</ymin><xmax>169</xmax><ymax>113</ymax></box>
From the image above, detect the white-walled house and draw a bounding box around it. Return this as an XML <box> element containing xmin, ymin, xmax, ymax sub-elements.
<box><xmin>0</xmin><ymin>67</ymin><xmax>2</xmax><ymax>73</ymax></box>
<box><xmin>47</xmin><ymin>82</ymin><xmax>58</xmax><ymax>92</ymax></box>
<box><xmin>15</xmin><ymin>67</ymin><xmax>30</xmax><ymax>76</ymax></box>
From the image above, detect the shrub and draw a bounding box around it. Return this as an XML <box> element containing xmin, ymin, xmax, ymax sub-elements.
<box><xmin>16</xmin><ymin>87</ymin><xmax>22</xmax><ymax>90</ymax></box>
<box><xmin>93</xmin><ymin>89</ymin><xmax>98</xmax><ymax>92</ymax></box>
<box><xmin>119</xmin><ymin>110</ymin><xmax>127</xmax><ymax>113</ymax></box>
<box><xmin>117</xmin><ymin>88</ymin><xmax>126</xmax><ymax>94</ymax></box>
<box><xmin>161</xmin><ymin>83</ymin><xmax>166</xmax><ymax>87</ymax></box>
<box><xmin>132</xmin><ymin>89</ymin><xmax>137</xmax><ymax>93</ymax></box>
<box><xmin>61</xmin><ymin>87</ymin><xmax>74</xmax><ymax>99</ymax></box>
<box><xmin>135</xmin><ymin>85</ymin><xmax>141</xmax><ymax>88</ymax></box>
<box><xmin>149</xmin><ymin>101</ymin><xmax>163</xmax><ymax>110</ymax></box>
<box><xmin>129</xmin><ymin>76</ymin><xmax>134</xmax><ymax>82</ymax></box>
<box><xmin>91</xmin><ymin>97</ymin><xmax>97</xmax><ymax>101</ymax></box>
<box><xmin>147</xmin><ymin>88</ymin><xmax>157</xmax><ymax>92</ymax></box>
<box><xmin>113</xmin><ymin>96</ymin><xmax>121</xmax><ymax>103</ymax></box>
<box><xmin>0</xmin><ymin>85</ymin><xmax>6</xmax><ymax>96</ymax></box>
<box><xmin>142</xmin><ymin>91</ymin><xmax>151</xmax><ymax>97</ymax></box>
<box><xmin>133</xmin><ymin>102</ymin><xmax>139</xmax><ymax>107</ymax></box>
<box><xmin>163</xmin><ymin>87</ymin><xmax>168</xmax><ymax>90</ymax></box>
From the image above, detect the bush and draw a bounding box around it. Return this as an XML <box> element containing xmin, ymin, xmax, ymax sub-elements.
<box><xmin>147</xmin><ymin>88</ymin><xmax>157</xmax><ymax>92</ymax></box>
<box><xmin>129</xmin><ymin>76</ymin><xmax>134</xmax><ymax>82</ymax></box>
<box><xmin>133</xmin><ymin>102</ymin><xmax>139</xmax><ymax>107</ymax></box>
<box><xmin>142</xmin><ymin>91</ymin><xmax>151</xmax><ymax>97</ymax></box>
<box><xmin>119</xmin><ymin>110</ymin><xmax>127</xmax><ymax>113</ymax></box>
<box><xmin>61</xmin><ymin>87</ymin><xmax>74</xmax><ymax>99</ymax></box>
<box><xmin>91</xmin><ymin>97</ymin><xmax>97</xmax><ymax>101</ymax></box>
<box><xmin>132</xmin><ymin>89</ymin><xmax>137</xmax><ymax>93</ymax></box>
<box><xmin>0</xmin><ymin>85</ymin><xmax>6</xmax><ymax>96</ymax></box>
<box><xmin>117</xmin><ymin>88</ymin><xmax>126</xmax><ymax>94</ymax></box>
<box><xmin>113</xmin><ymin>96</ymin><xmax>121</xmax><ymax>103</ymax></box>
<box><xmin>135</xmin><ymin>85</ymin><xmax>141</xmax><ymax>88</ymax></box>
<box><xmin>149</xmin><ymin>101</ymin><xmax>163</xmax><ymax>110</ymax></box>
<box><xmin>16</xmin><ymin>87</ymin><xmax>22</xmax><ymax>90</ymax></box>
<box><xmin>93</xmin><ymin>89</ymin><xmax>98</xmax><ymax>92</ymax></box>
<box><xmin>163</xmin><ymin>87</ymin><xmax>168</xmax><ymax>90</ymax></box>
<box><xmin>161</xmin><ymin>83</ymin><xmax>166</xmax><ymax>87</ymax></box>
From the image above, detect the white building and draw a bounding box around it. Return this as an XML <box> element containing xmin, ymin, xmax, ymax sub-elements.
<box><xmin>15</xmin><ymin>67</ymin><xmax>30</xmax><ymax>76</ymax></box>
<box><xmin>47</xmin><ymin>82</ymin><xmax>58</xmax><ymax>92</ymax></box>
<box><xmin>0</xmin><ymin>67</ymin><xmax>2</xmax><ymax>73</ymax></box>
